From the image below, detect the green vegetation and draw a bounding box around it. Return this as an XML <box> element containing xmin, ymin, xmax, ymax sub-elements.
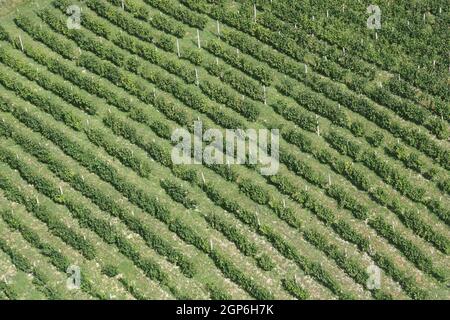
<box><xmin>0</xmin><ymin>0</ymin><xmax>448</xmax><ymax>300</ymax></box>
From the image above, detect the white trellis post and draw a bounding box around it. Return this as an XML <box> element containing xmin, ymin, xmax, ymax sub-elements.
<box><xmin>210</xmin><ymin>239</ymin><xmax>213</xmax><ymax>251</ymax></box>
<box><xmin>263</xmin><ymin>85</ymin><xmax>267</xmax><ymax>105</ymax></box>
<box><xmin>326</xmin><ymin>10</ymin><xmax>329</xmax><ymax>18</ymax></box>
<box><xmin>59</xmin><ymin>186</ymin><xmax>63</xmax><ymax>195</ymax></box>
<box><xmin>201</xmin><ymin>171</ymin><xmax>206</xmax><ymax>184</ymax></box>
<box><xmin>215</xmin><ymin>57</ymin><xmax>219</xmax><ymax>65</ymax></box>
<box><xmin>176</xmin><ymin>38</ymin><xmax>180</xmax><ymax>57</ymax></box>
<box><xmin>253</xmin><ymin>4</ymin><xmax>257</xmax><ymax>23</ymax></box>
<box><xmin>304</xmin><ymin>64</ymin><xmax>308</xmax><ymax>73</ymax></box>
<box><xmin>19</xmin><ymin>35</ymin><xmax>24</xmax><ymax>51</ymax></box>
<box><xmin>121</xmin><ymin>0</ymin><xmax>125</xmax><ymax>10</ymax></box>
<box><xmin>196</xmin><ymin>29</ymin><xmax>201</xmax><ymax>48</ymax></box>
<box><xmin>195</xmin><ymin>68</ymin><xmax>199</xmax><ymax>86</ymax></box>
<box><xmin>216</xmin><ymin>20</ymin><xmax>220</xmax><ymax>36</ymax></box>
<box><xmin>375</xmin><ymin>31</ymin><xmax>378</xmax><ymax>40</ymax></box>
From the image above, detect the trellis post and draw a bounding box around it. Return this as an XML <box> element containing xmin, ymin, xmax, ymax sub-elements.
<box><xmin>19</xmin><ymin>35</ymin><xmax>24</xmax><ymax>51</ymax></box>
